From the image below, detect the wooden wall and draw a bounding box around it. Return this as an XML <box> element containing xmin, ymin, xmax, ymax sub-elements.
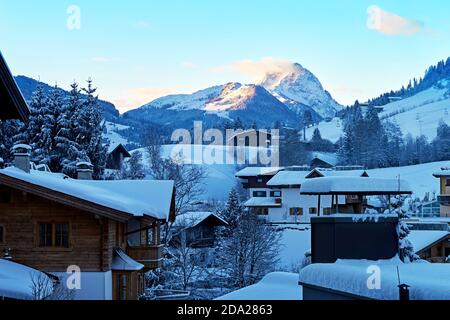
<box><xmin>0</xmin><ymin>186</ymin><xmax>123</xmax><ymax>272</ymax></box>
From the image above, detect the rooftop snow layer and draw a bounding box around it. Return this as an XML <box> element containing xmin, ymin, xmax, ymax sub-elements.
<box><xmin>244</xmin><ymin>197</ymin><xmax>282</xmax><ymax>207</ymax></box>
<box><xmin>235</xmin><ymin>167</ymin><xmax>284</xmax><ymax>177</ymax></box>
<box><xmin>0</xmin><ymin>259</ymin><xmax>53</xmax><ymax>300</ymax></box>
<box><xmin>300</xmin><ymin>177</ymin><xmax>412</xmax><ymax>195</ymax></box>
<box><xmin>173</xmin><ymin>211</ymin><xmax>228</xmax><ymax>228</ymax></box>
<box><xmin>299</xmin><ymin>257</ymin><xmax>450</xmax><ymax>300</ymax></box>
<box><xmin>216</xmin><ymin>272</ymin><xmax>302</xmax><ymax>300</ymax></box>
<box><xmin>267</xmin><ymin>170</ymin><xmax>310</xmax><ymax>186</ymax></box>
<box><xmin>408</xmin><ymin>230</ymin><xmax>449</xmax><ymax>253</ymax></box>
<box><xmin>0</xmin><ymin>167</ymin><xmax>174</xmax><ymax>220</ymax></box>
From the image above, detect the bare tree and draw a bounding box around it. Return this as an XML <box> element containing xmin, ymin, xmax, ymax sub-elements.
<box><xmin>146</xmin><ymin>139</ymin><xmax>206</xmax><ymax>244</ymax></box>
<box><xmin>30</xmin><ymin>272</ymin><xmax>75</xmax><ymax>300</ymax></box>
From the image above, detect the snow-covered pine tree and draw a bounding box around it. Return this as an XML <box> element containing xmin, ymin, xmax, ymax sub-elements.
<box><xmin>219</xmin><ymin>189</ymin><xmax>245</xmax><ymax>232</ymax></box>
<box><xmin>0</xmin><ymin>120</ymin><xmax>23</xmax><ymax>163</ymax></box>
<box><xmin>14</xmin><ymin>82</ymin><xmax>47</xmax><ymax>150</ymax></box>
<box><xmin>35</xmin><ymin>85</ymin><xmax>64</xmax><ymax>169</ymax></box>
<box><xmin>125</xmin><ymin>151</ymin><xmax>145</xmax><ymax>180</ymax></box>
<box><xmin>389</xmin><ymin>195</ymin><xmax>420</xmax><ymax>263</ymax></box>
<box><xmin>55</xmin><ymin>82</ymin><xmax>84</xmax><ymax>177</ymax></box>
<box><xmin>80</xmin><ymin>79</ymin><xmax>108</xmax><ymax>179</ymax></box>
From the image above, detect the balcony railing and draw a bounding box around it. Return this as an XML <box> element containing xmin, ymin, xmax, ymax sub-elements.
<box><xmin>438</xmin><ymin>195</ymin><xmax>450</xmax><ymax>206</ymax></box>
<box><xmin>127</xmin><ymin>244</ymin><xmax>164</xmax><ymax>269</ymax></box>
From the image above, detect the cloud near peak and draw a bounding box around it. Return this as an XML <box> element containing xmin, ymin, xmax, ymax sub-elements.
<box><xmin>211</xmin><ymin>57</ymin><xmax>297</xmax><ymax>82</ymax></box>
<box><xmin>366</xmin><ymin>5</ymin><xmax>424</xmax><ymax>36</ymax></box>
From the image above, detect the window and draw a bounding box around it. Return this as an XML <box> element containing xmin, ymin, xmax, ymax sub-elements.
<box><xmin>289</xmin><ymin>208</ymin><xmax>303</xmax><ymax>216</ymax></box>
<box><xmin>323</xmin><ymin>208</ymin><xmax>332</xmax><ymax>215</ymax></box>
<box><xmin>0</xmin><ymin>225</ymin><xmax>4</xmax><ymax>243</ymax></box>
<box><xmin>255</xmin><ymin>208</ymin><xmax>269</xmax><ymax>215</ymax></box>
<box><xmin>445</xmin><ymin>247</ymin><xmax>450</xmax><ymax>258</ymax></box>
<box><xmin>270</xmin><ymin>191</ymin><xmax>282</xmax><ymax>197</ymax></box>
<box><xmin>253</xmin><ymin>191</ymin><xmax>267</xmax><ymax>197</ymax></box>
<box><xmin>256</xmin><ymin>178</ymin><xmax>264</xmax><ymax>183</ymax></box>
<box><xmin>446</xmin><ymin>178</ymin><xmax>450</xmax><ymax>187</ymax></box>
<box><xmin>309</xmin><ymin>208</ymin><xmax>318</xmax><ymax>214</ymax></box>
<box><xmin>38</xmin><ymin>223</ymin><xmax>70</xmax><ymax>248</ymax></box>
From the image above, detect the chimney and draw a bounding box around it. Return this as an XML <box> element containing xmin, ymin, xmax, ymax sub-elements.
<box><xmin>76</xmin><ymin>161</ymin><xmax>94</xmax><ymax>180</ymax></box>
<box><xmin>12</xmin><ymin>144</ymin><xmax>32</xmax><ymax>173</ymax></box>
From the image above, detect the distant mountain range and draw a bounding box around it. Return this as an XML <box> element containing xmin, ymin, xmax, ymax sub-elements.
<box><xmin>14</xmin><ymin>75</ymin><xmax>120</xmax><ymax>122</ymax></box>
<box><xmin>122</xmin><ymin>63</ymin><xmax>343</xmax><ymax>128</ymax></box>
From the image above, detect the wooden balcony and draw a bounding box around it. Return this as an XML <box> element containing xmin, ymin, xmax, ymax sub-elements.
<box><xmin>127</xmin><ymin>244</ymin><xmax>164</xmax><ymax>270</ymax></box>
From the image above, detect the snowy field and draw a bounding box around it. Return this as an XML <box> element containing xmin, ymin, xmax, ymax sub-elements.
<box><xmin>367</xmin><ymin>161</ymin><xmax>450</xmax><ymax>199</ymax></box>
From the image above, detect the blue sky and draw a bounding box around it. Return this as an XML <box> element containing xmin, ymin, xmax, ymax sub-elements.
<box><xmin>1</xmin><ymin>0</ymin><xmax>450</xmax><ymax>112</ymax></box>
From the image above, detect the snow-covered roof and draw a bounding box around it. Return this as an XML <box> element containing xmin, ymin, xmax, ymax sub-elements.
<box><xmin>267</xmin><ymin>170</ymin><xmax>310</xmax><ymax>186</ymax></box>
<box><xmin>408</xmin><ymin>230</ymin><xmax>449</xmax><ymax>253</ymax></box>
<box><xmin>216</xmin><ymin>272</ymin><xmax>302</xmax><ymax>301</ymax></box>
<box><xmin>315</xmin><ymin>169</ymin><xmax>368</xmax><ymax>177</ymax></box>
<box><xmin>300</xmin><ymin>177</ymin><xmax>412</xmax><ymax>195</ymax></box>
<box><xmin>311</xmin><ymin>152</ymin><xmax>338</xmax><ymax>167</ymax></box>
<box><xmin>244</xmin><ymin>197</ymin><xmax>282</xmax><ymax>207</ymax></box>
<box><xmin>0</xmin><ymin>167</ymin><xmax>174</xmax><ymax>221</ymax></box>
<box><xmin>433</xmin><ymin>169</ymin><xmax>450</xmax><ymax>177</ymax></box>
<box><xmin>173</xmin><ymin>212</ymin><xmax>228</xmax><ymax>228</ymax></box>
<box><xmin>107</xmin><ymin>142</ymin><xmax>131</xmax><ymax>156</ymax></box>
<box><xmin>12</xmin><ymin>144</ymin><xmax>32</xmax><ymax>151</ymax></box>
<box><xmin>235</xmin><ymin>167</ymin><xmax>284</xmax><ymax>177</ymax></box>
<box><xmin>299</xmin><ymin>257</ymin><xmax>450</xmax><ymax>300</ymax></box>
<box><xmin>112</xmin><ymin>248</ymin><xmax>144</xmax><ymax>271</ymax></box>
<box><xmin>0</xmin><ymin>259</ymin><xmax>53</xmax><ymax>300</ymax></box>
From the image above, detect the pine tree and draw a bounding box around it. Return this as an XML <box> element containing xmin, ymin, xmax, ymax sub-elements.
<box><xmin>125</xmin><ymin>151</ymin><xmax>145</xmax><ymax>180</ymax></box>
<box><xmin>219</xmin><ymin>189</ymin><xmax>245</xmax><ymax>232</ymax></box>
<box><xmin>80</xmin><ymin>79</ymin><xmax>108</xmax><ymax>179</ymax></box>
<box><xmin>35</xmin><ymin>85</ymin><xmax>64</xmax><ymax>170</ymax></box>
<box><xmin>55</xmin><ymin>82</ymin><xmax>84</xmax><ymax>177</ymax></box>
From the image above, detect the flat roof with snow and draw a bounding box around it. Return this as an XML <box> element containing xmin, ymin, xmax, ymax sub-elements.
<box><xmin>299</xmin><ymin>257</ymin><xmax>450</xmax><ymax>300</ymax></box>
<box><xmin>235</xmin><ymin>167</ymin><xmax>283</xmax><ymax>178</ymax></box>
<box><xmin>300</xmin><ymin>177</ymin><xmax>412</xmax><ymax>195</ymax></box>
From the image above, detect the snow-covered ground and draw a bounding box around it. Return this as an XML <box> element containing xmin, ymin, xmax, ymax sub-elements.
<box><xmin>367</xmin><ymin>161</ymin><xmax>450</xmax><ymax>199</ymax></box>
<box><xmin>215</xmin><ymin>272</ymin><xmax>302</xmax><ymax>300</ymax></box>
<box><xmin>276</xmin><ymin>225</ymin><xmax>311</xmax><ymax>270</ymax></box>
<box><xmin>103</xmin><ymin>121</ymin><xmax>130</xmax><ymax>147</ymax></box>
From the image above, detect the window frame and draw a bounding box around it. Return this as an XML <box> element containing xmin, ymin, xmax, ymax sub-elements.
<box><xmin>253</xmin><ymin>191</ymin><xmax>267</xmax><ymax>198</ymax></box>
<box><xmin>35</xmin><ymin>221</ymin><xmax>71</xmax><ymax>250</ymax></box>
<box><xmin>309</xmin><ymin>207</ymin><xmax>318</xmax><ymax>215</ymax></box>
<box><xmin>270</xmin><ymin>191</ymin><xmax>282</xmax><ymax>197</ymax></box>
<box><xmin>289</xmin><ymin>207</ymin><xmax>303</xmax><ymax>216</ymax></box>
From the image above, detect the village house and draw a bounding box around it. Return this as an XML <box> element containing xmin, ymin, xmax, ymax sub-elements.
<box><xmin>106</xmin><ymin>143</ymin><xmax>131</xmax><ymax>171</ymax></box>
<box><xmin>236</xmin><ymin>166</ymin><xmax>370</xmax><ymax>222</ymax></box>
<box><xmin>0</xmin><ymin>147</ymin><xmax>176</xmax><ymax>300</ymax></box>
<box><xmin>172</xmin><ymin>212</ymin><xmax>228</xmax><ymax>249</ymax></box>
<box><xmin>433</xmin><ymin>167</ymin><xmax>450</xmax><ymax>217</ymax></box>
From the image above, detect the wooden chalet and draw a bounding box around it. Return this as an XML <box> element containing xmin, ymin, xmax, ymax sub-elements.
<box><xmin>106</xmin><ymin>143</ymin><xmax>131</xmax><ymax>170</ymax></box>
<box><xmin>0</xmin><ymin>51</ymin><xmax>30</xmax><ymax>121</ymax></box>
<box><xmin>433</xmin><ymin>168</ymin><xmax>450</xmax><ymax>217</ymax></box>
<box><xmin>0</xmin><ymin>149</ymin><xmax>176</xmax><ymax>300</ymax></box>
<box><xmin>172</xmin><ymin>212</ymin><xmax>228</xmax><ymax>248</ymax></box>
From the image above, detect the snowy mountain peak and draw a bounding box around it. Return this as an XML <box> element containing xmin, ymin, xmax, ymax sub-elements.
<box><xmin>259</xmin><ymin>62</ymin><xmax>342</xmax><ymax>119</ymax></box>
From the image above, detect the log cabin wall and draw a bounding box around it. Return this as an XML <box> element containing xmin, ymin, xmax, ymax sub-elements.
<box><xmin>0</xmin><ymin>186</ymin><xmax>121</xmax><ymax>272</ymax></box>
